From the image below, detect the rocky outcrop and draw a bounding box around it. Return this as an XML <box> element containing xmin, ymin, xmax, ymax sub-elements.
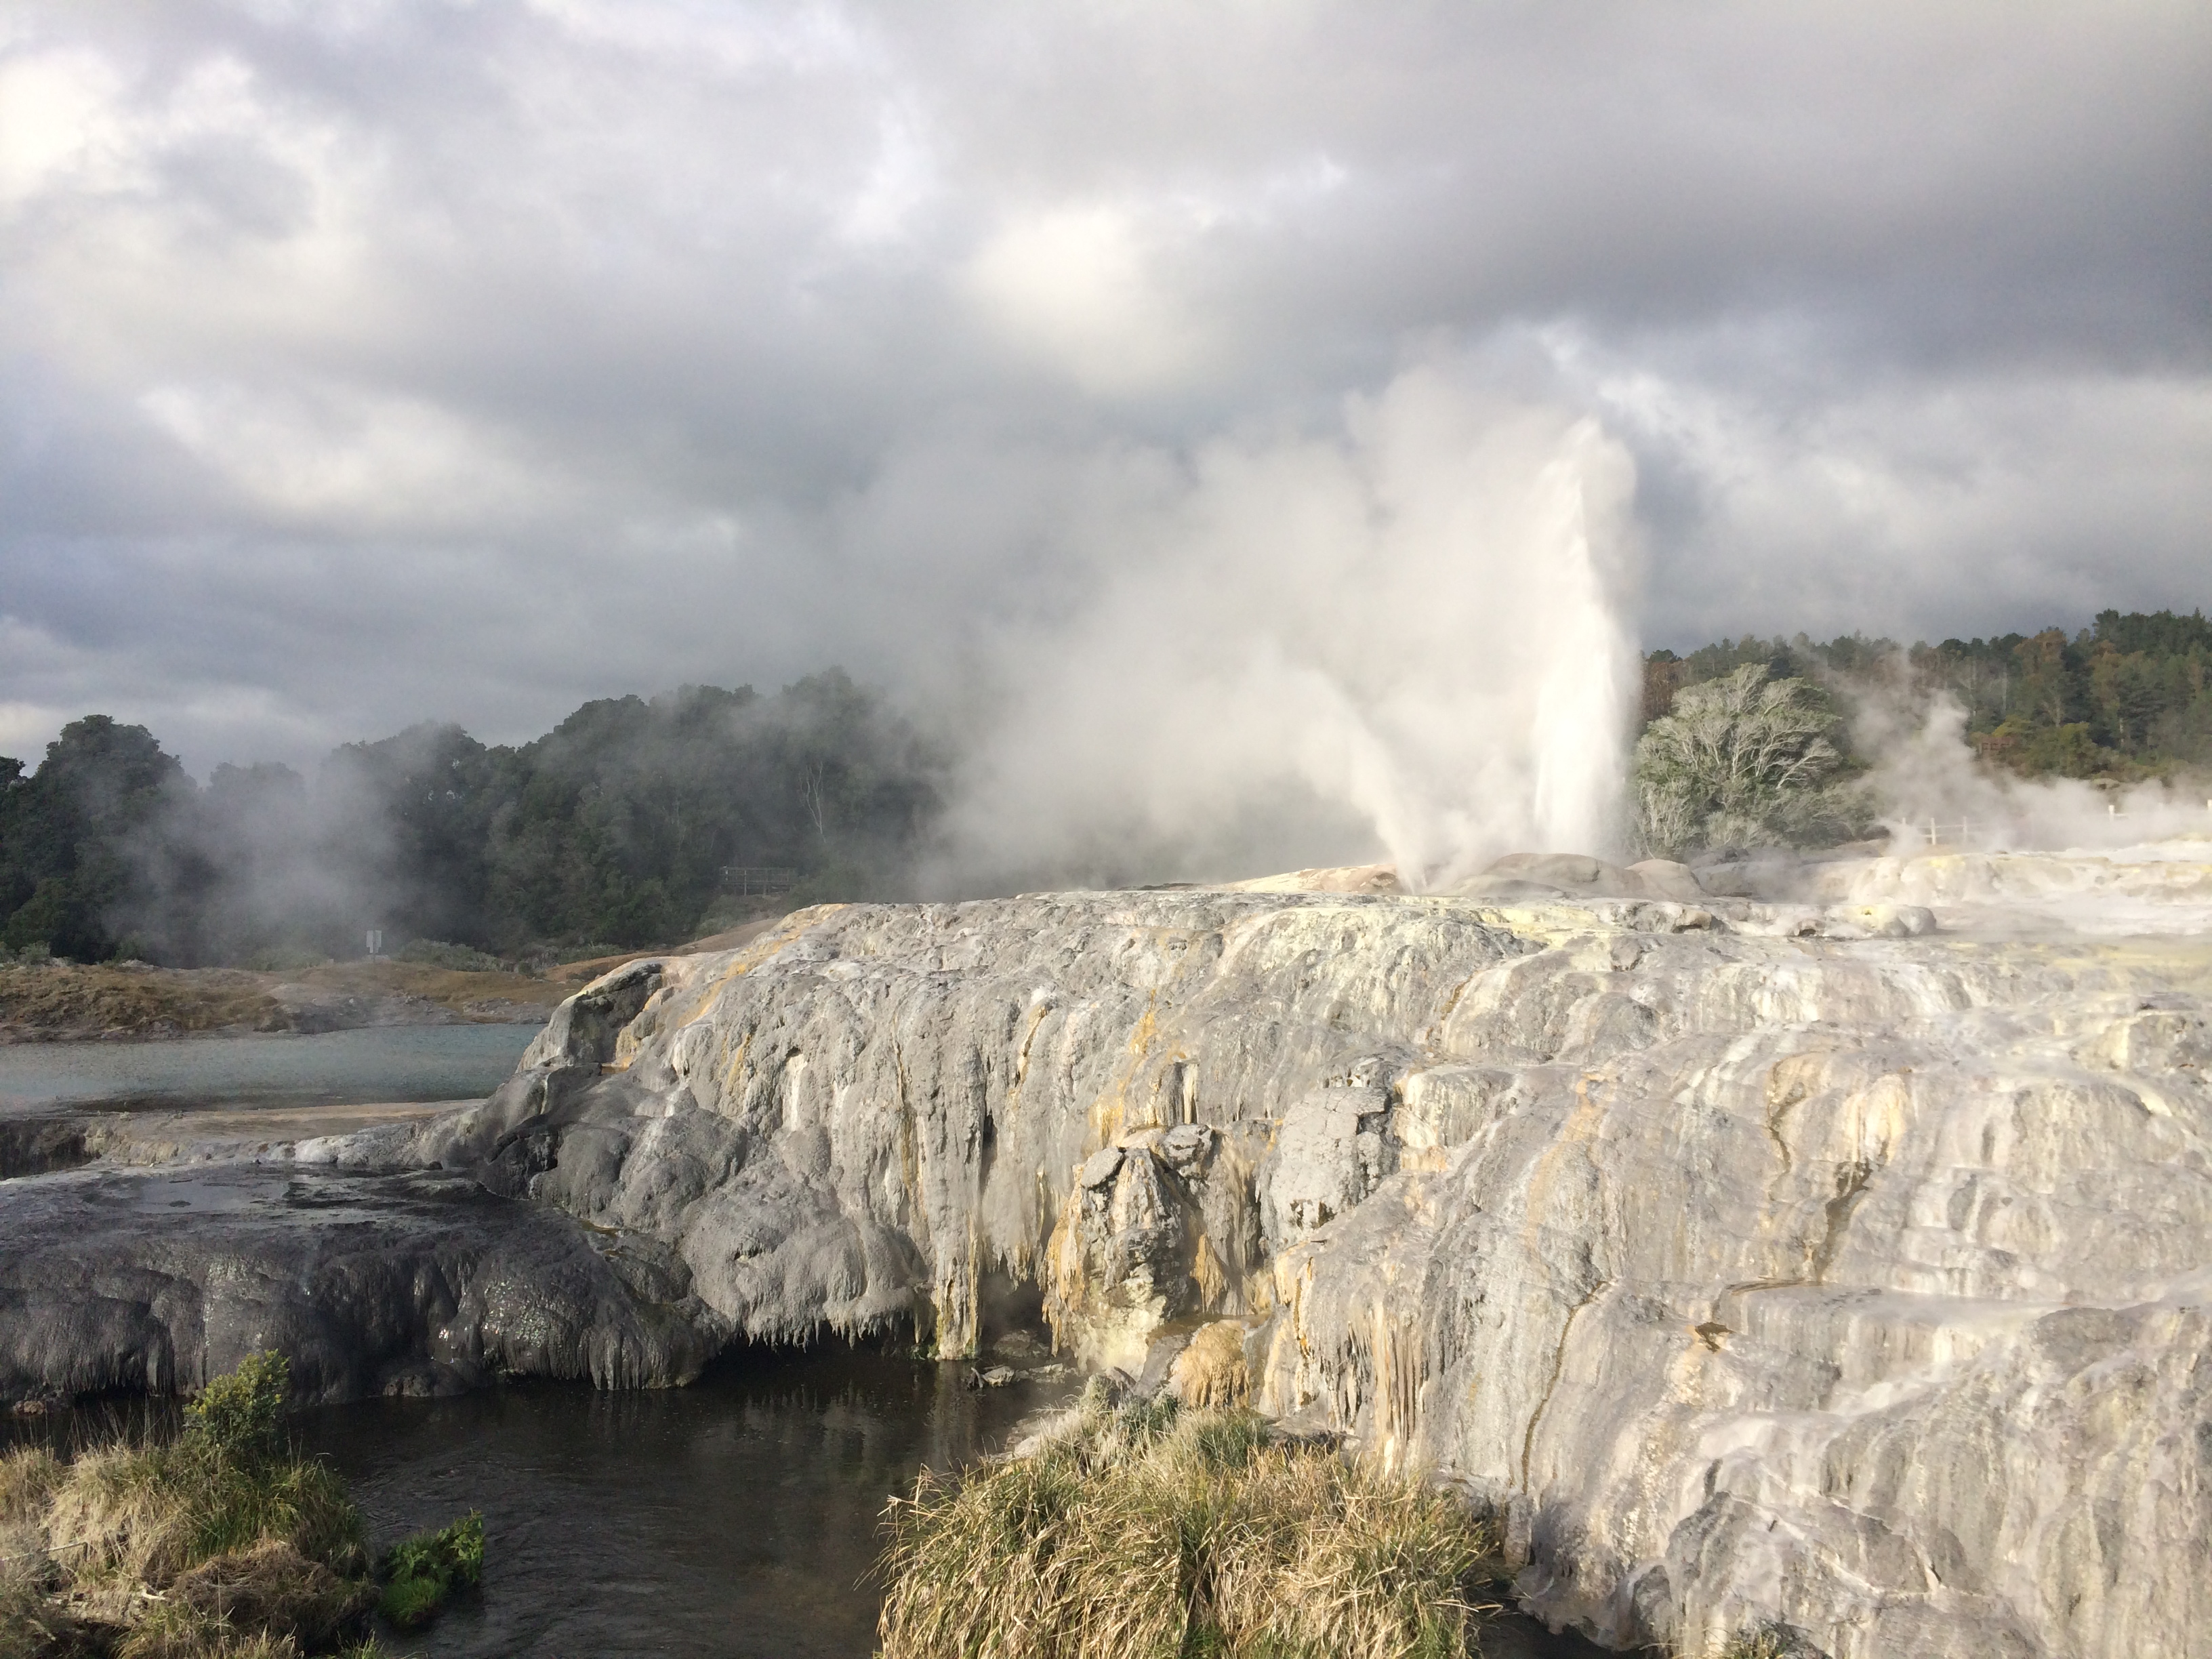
<box><xmin>0</xmin><ymin>1162</ymin><xmax>714</xmax><ymax>1403</ymax></box>
<box><xmin>4</xmin><ymin>853</ymin><xmax>2209</xmax><ymax>1657</ymax></box>
<box><xmin>377</xmin><ymin>871</ymin><xmax>2209</xmax><ymax>1659</ymax></box>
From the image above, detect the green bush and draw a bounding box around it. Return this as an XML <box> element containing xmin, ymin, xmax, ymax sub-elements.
<box><xmin>376</xmin><ymin>1511</ymin><xmax>483</xmax><ymax>1629</ymax></box>
<box><xmin>184</xmin><ymin>1351</ymin><xmax>289</xmax><ymax>1465</ymax></box>
<box><xmin>394</xmin><ymin>939</ymin><xmax>506</xmax><ymax>972</ymax></box>
<box><xmin>375</xmin><ymin>1572</ymin><xmax>443</xmax><ymax>1629</ymax></box>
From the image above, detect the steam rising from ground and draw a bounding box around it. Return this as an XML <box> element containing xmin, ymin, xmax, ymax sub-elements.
<box><xmin>1860</xmin><ymin>694</ymin><xmax>2212</xmax><ymax>854</ymax></box>
<box><xmin>930</xmin><ymin>370</ymin><xmax>1641</xmax><ymax>893</ymax></box>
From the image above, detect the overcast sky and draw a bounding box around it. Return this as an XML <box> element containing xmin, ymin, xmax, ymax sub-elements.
<box><xmin>3</xmin><ymin>0</ymin><xmax>2209</xmax><ymax>782</ymax></box>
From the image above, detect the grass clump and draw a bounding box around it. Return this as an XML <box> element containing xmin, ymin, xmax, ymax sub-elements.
<box><xmin>1</xmin><ymin>1352</ymin><xmax>396</xmax><ymax>1658</ymax></box>
<box><xmin>876</xmin><ymin>1389</ymin><xmax>1498</xmax><ymax>1659</ymax></box>
<box><xmin>375</xmin><ymin>1512</ymin><xmax>483</xmax><ymax>1629</ymax></box>
<box><xmin>1716</xmin><ymin>1625</ymin><xmax>1818</xmax><ymax>1659</ymax></box>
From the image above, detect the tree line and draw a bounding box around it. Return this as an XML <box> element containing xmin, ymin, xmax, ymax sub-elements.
<box><xmin>0</xmin><ymin>672</ymin><xmax>941</xmax><ymax>967</ymax></box>
<box><xmin>1634</xmin><ymin>607</ymin><xmax>2212</xmax><ymax>857</ymax></box>
<box><xmin>1644</xmin><ymin>609</ymin><xmax>2212</xmax><ymax>778</ymax></box>
<box><xmin>5</xmin><ymin>611</ymin><xmax>2207</xmax><ymax>964</ymax></box>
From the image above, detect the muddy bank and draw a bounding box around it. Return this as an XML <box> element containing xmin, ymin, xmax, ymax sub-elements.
<box><xmin>0</xmin><ymin>959</ymin><xmax>562</xmax><ymax>1043</ymax></box>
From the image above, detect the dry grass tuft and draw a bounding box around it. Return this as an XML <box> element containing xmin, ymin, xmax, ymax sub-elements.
<box><xmin>876</xmin><ymin>1389</ymin><xmax>1498</xmax><ymax>1659</ymax></box>
<box><xmin>40</xmin><ymin>1437</ymin><xmax>362</xmax><ymax>1601</ymax></box>
<box><xmin>1166</xmin><ymin>1322</ymin><xmax>1250</xmax><ymax>1410</ymax></box>
<box><xmin>2</xmin><ymin>1445</ymin><xmax>64</xmax><ymax>1523</ymax></box>
<box><xmin>5</xmin><ymin>1353</ymin><xmax>375</xmax><ymax>1658</ymax></box>
<box><xmin>117</xmin><ymin>1540</ymin><xmax>371</xmax><ymax>1659</ymax></box>
<box><xmin>1715</xmin><ymin>1625</ymin><xmax>1816</xmax><ymax>1659</ymax></box>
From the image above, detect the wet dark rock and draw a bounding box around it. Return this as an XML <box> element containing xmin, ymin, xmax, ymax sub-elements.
<box><xmin>0</xmin><ymin>1162</ymin><xmax>716</xmax><ymax>1403</ymax></box>
<box><xmin>0</xmin><ymin>1115</ymin><xmax>93</xmax><ymax>1179</ymax></box>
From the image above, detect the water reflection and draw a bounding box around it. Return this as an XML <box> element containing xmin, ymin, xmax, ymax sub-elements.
<box><xmin>9</xmin><ymin>1342</ymin><xmax>1605</xmax><ymax>1658</ymax></box>
<box><xmin>0</xmin><ymin>1025</ymin><xmax>537</xmax><ymax>1116</ymax></box>
<box><xmin>297</xmin><ymin>1344</ymin><xmax>1071</xmax><ymax>1659</ymax></box>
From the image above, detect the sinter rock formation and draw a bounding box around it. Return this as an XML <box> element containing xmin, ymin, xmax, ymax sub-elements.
<box><xmin>5</xmin><ymin>844</ymin><xmax>2211</xmax><ymax>1658</ymax></box>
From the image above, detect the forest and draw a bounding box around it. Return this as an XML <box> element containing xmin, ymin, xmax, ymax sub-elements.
<box><xmin>0</xmin><ymin>672</ymin><xmax>939</xmax><ymax>967</ymax></box>
<box><xmin>3</xmin><ymin>609</ymin><xmax>2207</xmax><ymax>967</ymax></box>
<box><xmin>1643</xmin><ymin>609</ymin><xmax>2212</xmax><ymax>777</ymax></box>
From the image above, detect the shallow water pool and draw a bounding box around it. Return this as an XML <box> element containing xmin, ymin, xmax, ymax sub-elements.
<box><xmin>0</xmin><ymin>1023</ymin><xmax>538</xmax><ymax>1116</ymax></box>
<box><xmin>299</xmin><ymin>1348</ymin><xmax>1077</xmax><ymax>1658</ymax></box>
<box><xmin>9</xmin><ymin>1345</ymin><xmax>1607</xmax><ymax>1658</ymax></box>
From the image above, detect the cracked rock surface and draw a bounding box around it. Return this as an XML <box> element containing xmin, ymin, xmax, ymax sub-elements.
<box><xmin>403</xmin><ymin>880</ymin><xmax>2211</xmax><ymax>1659</ymax></box>
<box><xmin>4</xmin><ymin>861</ymin><xmax>2209</xmax><ymax>1658</ymax></box>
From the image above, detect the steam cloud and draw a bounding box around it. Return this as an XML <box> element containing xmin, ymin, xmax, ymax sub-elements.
<box><xmin>1860</xmin><ymin>694</ymin><xmax>2212</xmax><ymax>856</ymax></box>
<box><xmin>930</xmin><ymin>369</ymin><xmax>1642</xmax><ymax>893</ymax></box>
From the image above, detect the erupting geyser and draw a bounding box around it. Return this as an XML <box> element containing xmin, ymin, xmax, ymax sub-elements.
<box><xmin>932</xmin><ymin>371</ymin><xmax>1643</xmax><ymax>893</ymax></box>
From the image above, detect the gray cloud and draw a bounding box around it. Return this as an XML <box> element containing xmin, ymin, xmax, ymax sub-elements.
<box><xmin>2</xmin><ymin>0</ymin><xmax>2208</xmax><ymax>870</ymax></box>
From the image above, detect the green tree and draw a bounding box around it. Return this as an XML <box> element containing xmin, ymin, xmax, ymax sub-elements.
<box><xmin>0</xmin><ymin>715</ymin><xmax>197</xmax><ymax>960</ymax></box>
<box><xmin>1649</xmin><ymin>610</ymin><xmax>2212</xmax><ymax>784</ymax></box>
<box><xmin>1634</xmin><ymin>664</ymin><xmax>1864</xmax><ymax>856</ymax></box>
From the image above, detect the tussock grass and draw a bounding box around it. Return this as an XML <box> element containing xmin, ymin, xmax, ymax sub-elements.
<box><xmin>39</xmin><ymin>1423</ymin><xmax>365</xmax><ymax>1609</ymax></box>
<box><xmin>1715</xmin><ymin>1626</ymin><xmax>1815</xmax><ymax>1659</ymax></box>
<box><xmin>876</xmin><ymin>1389</ymin><xmax>1498</xmax><ymax>1659</ymax></box>
<box><xmin>118</xmin><ymin>1539</ymin><xmax>371</xmax><ymax>1658</ymax></box>
<box><xmin>0</xmin><ymin>1353</ymin><xmax>443</xmax><ymax>1659</ymax></box>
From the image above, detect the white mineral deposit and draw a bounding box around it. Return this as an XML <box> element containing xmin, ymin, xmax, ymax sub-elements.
<box><xmin>25</xmin><ymin>844</ymin><xmax>2177</xmax><ymax>1658</ymax></box>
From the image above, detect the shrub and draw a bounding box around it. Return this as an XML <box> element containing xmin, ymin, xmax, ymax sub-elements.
<box><xmin>375</xmin><ymin>1511</ymin><xmax>483</xmax><ymax>1629</ymax></box>
<box><xmin>184</xmin><ymin>1351</ymin><xmax>290</xmax><ymax>1465</ymax></box>
<box><xmin>876</xmin><ymin>1397</ymin><xmax>1497</xmax><ymax>1659</ymax></box>
<box><xmin>12</xmin><ymin>1353</ymin><xmax>373</xmax><ymax>1658</ymax></box>
<box><xmin>394</xmin><ymin>939</ymin><xmax>506</xmax><ymax>972</ymax></box>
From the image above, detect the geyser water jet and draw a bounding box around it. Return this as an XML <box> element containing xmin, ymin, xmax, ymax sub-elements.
<box><xmin>933</xmin><ymin>366</ymin><xmax>1643</xmax><ymax>893</ymax></box>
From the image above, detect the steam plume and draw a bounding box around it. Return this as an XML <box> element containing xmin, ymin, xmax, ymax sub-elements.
<box><xmin>930</xmin><ymin>368</ymin><xmax>1643</xmax><ymax>892</ymax></box>
<box><xmin>1860</xmin><ymin>693</ymin><xmax>2212</xmax><ymax>854</ymax></box>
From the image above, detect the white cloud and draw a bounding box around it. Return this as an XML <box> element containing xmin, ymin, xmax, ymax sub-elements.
<box><xmin>963</xmin><ymin>203</ymin><xmax>1210</xmax><ymax>394</ymax></box>
<box><xmin>0</xmin><ymin>48</ymin><xmax>129</xmax><ymax>206</ymax></box>
<box><xmin>0</xmin><ymin>701</ymin><xmax>65</xmax><ymax>761</ymax></box>
<box><xmin>1549</xmin><ymin>327</ymin><xmax>2212</xmax><ymax>644</ymax></box>
<box><xmin>837</xmin><ymin>98</ymin><xmax>937</xmax><ymax>245</ymax></box>
<box><xmin>136</xmin><ymin>380</ymin><xmax>561</xmax><ymax>532</ymax></box>
<box><xmin>0</xmin><ymin>0</ymin><xmax>2205</xmax><ymax>872</ymax></box>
